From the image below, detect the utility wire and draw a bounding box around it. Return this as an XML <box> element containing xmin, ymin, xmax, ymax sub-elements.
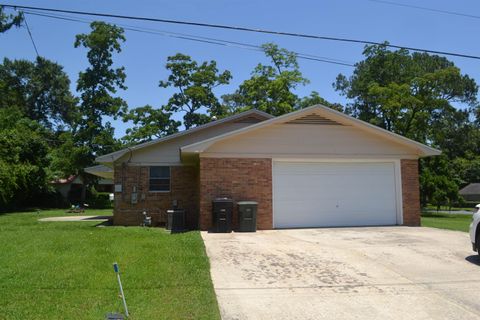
<box><xmin>2</xmin><ymin>3</ymin><xmax>480</xmax><ymax>60</ymax></box>
<box><xmin>22</xmin><ymin>10</ymin><xmax>355</xmax><ymax>67</ymax></box>
<box><xmin>367</xmin><ymin>0</ymin><xmax>480</xmax><ymax>20</ymax></box>
<box><xmin>23</xmin><ymin>12</ymin><xmax>39</xmax><ymax>57</ymax></box>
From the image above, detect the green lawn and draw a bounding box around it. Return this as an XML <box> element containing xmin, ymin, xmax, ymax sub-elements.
<box><xmin>0</xmin><ymin>209</ymin><xmax>220</xmax><ymax>320</ymax></box>
<box><xmin>421</xmin><ymin>212</ymin><xmax>472</xmax><ymax>232</ymax></box>
<box><xmin>424</xmin><ymin>205</ymin><xmax>475</xmax><ymax>212</ymax></box>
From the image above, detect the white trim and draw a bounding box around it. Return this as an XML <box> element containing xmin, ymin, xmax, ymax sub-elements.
<box><xmin>271</xmin><ymin>159</ymin><xmax>276</xmax><ymax>229</ymax></box>
<box><xmin>119</xmin><ymin>162</ymin><xmax>191</xmax><ymax>167</ymax></box>
<box><xmin>394</xmin><ymin>159</ymin><xmax>404</xmax><ymax>225</ymax></box>
<box><xmin>200</xmin><ymin>153</ymin><xmax>419</xmax><ymax>160</ymax></box>
<box><xmin>271</xmin><ymin>158</ymin><xmax>403</xmax><ymax>228</ymax></box>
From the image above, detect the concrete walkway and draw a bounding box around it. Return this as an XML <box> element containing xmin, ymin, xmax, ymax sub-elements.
<box><xmin>202</xmin><ymin>227</ymin><xmax>480</xmax><ymax>320</ymax></box>
<box><xmin>39</xmin><ymin>215</ymin><xmax>111</xmax><ymax>222</ymax></box>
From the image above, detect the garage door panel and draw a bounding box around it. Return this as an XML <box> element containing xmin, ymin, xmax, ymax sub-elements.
<box><xmin>273</xmin><ymin>162</ymin><xmax>398</xmax><ymax>228</ymax></box>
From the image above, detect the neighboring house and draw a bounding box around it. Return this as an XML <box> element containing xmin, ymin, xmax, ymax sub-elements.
<box><xmin>459</xmin><ymin>183</ymin><xmax>480</xmax><ymax>202</ymax></box>
<box><xmin>51</xmin><ymin>175</ymin><xmax>84</xmax><ymax>203</ymax></box>
<box><xmin>84</xmin><ymin>165</ymin><xmax>114</xmax><ymax>193</ymax></box>
<box><xmin>52</xmin><ymin>166</ymin><xmax>114</xmax><ymax>204</ymax></box>
<box><xmin>95</xmin><ymin>105</ymin><xmax>440</xmax><ymax>229</ymax></box>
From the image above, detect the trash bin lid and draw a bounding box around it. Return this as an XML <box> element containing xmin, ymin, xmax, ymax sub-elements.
<box><xmin>213</xmin><ymin>197</ymin><xmax>233</xmax><ymax>202</ymax></box>
<box><xmin>237</xmin><ymin>201</ymin><xmax>258</xmax><ymax>205</ymax></box>
<box><xmin>166</xmin><ymin>209</ymin><xmax>185</xmax><ymax>213</ymax></box>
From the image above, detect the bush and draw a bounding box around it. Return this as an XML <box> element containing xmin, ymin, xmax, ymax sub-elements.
<box><xmin>87</xmin><ymin>188</ymin><xmax>112</xmax><ymax>209</ymax></box>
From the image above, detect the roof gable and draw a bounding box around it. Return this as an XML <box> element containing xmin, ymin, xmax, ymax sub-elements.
<box><xmin>181</xmin><ymin>105</ymin><xmax>441</xmax><ymax>157</ymax></box>
<box><xmin>96</xmin><ymin>109</ymin><xmax>273</xmax><ymax>164</ymax></box>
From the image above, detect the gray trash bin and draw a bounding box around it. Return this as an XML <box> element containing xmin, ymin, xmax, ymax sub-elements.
<box><xmin>237</xmin><ymin>201</ymin><xmax>257</xmax><ymax>232</ymax></box>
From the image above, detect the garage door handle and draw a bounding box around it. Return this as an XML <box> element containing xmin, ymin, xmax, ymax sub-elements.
<box><xmin>244</xmin><ymin>218</ymin><xmax>252</xmax><ymax>220</ymax></box>
<box><xmin>219</xmin><ymin>218</ymin><xmax>226</xmax><ymax>221</ymax></box>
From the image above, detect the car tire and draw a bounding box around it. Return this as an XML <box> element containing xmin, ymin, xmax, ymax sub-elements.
<box><xmin>477</xmin><ymin>231</ymin><xmax>480</xmax><ymax>255</ymax></box>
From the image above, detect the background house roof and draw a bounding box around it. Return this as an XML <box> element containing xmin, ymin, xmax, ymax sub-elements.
<box><xmin>84</xmin><ymin>165</ymin><xmax>114</xmax><ymax>179</ymax></box>
<box><xmin>459</xmin><ymin>183</ymin><xmax>480</xmax><ymax>195</ymax></box>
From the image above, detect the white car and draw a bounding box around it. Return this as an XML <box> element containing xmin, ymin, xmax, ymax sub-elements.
<box><xmin>469</xmin><ymin>204</ymin><xmax>480</xmax><ymax>253</ymax></box>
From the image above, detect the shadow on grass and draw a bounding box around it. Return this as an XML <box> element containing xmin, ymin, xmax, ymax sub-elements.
<box><xmin>94</xmin><ymin>220</ymin><xmax>113</xmax><ymax>227</ymax></box>
<box><xmin>421</xmin><ymin>213</ymin><xmax>454</xmax><ymax>219</ymax></box>
<box><xmin>0</xmin><ymin>208</ymin><xmax>39</xmax><ymax>216</ymax></box>
<box><xmin>465</xmin><ymin>255</ymin><xmax>480</xmax><ymax>266</ymax></box>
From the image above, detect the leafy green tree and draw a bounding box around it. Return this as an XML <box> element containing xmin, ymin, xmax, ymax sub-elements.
<box><xmin>335</xmin><ymin>43</ymin><xmax>477</xmax><ymax>143</ymax></box>
<box><xmin>160</xmin><ymin>53</ymin><xmax>232</xmax><ymax>129</ymax></box>
<box><xmin>0</xmin><ymin>57</ymin><xmax>78</xmax><ymax>129</ymax></box>
<box><xmin>0</xmin><ymin>108</ymin><xmax>50</xmax><ymax>210</ymax></box>
<box><xmin>74</xmin><ymin>21</ymin><xmax>127</xmax><ymax>157</ymax></box>
<box><xmin>336</xmin><ymin>44</ymin><xmax>479</xmax><ymax>206</ymax></box>
<box><xmin>298</xmin><ymin>91</ymin><xmax>343</xmax><ymax>111</ymax></box>
<box><xmin>451</xmin><ymin>156</ymin><xmax>480</xmax><ymax>188</ymax></box>
<box><xmin>48</xmin><ymin>131</ymin><xmax>91</xmax><ymax>180</ymax></box>
<box><xmin>420</xmin><ymin>158</ymin><xmax>459</xmax><ymax>210</ymax></box>
<box><xmin>223</xmin><ymin>43</ymin><xmax>309</xmax><ymax>116</ymax></box>
<box><xmin>0</xmin><ymin>7</ymin><xmax>23</xmax><ymax>33</ymax></box>
<box><xmin>71</xmin><ymin>21</ymin><xmax>127</xmax><ymax>201</ymax></box>
<box><xmin>122</xmin><ymin>105</ymin><xmax>180</xmax><ymax>144</ymax></box>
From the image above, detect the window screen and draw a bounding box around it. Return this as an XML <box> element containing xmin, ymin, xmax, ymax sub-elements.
<box><xmin>149</xmin><ymin>166</ymin><xmax>170</xmax><ymax>191</ymax></box>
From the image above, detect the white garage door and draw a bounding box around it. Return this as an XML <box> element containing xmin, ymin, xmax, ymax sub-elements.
<box><xmin>273</xmin><ymin>161</ymin><xmax>398</xmax><ymax>228</ymax></box>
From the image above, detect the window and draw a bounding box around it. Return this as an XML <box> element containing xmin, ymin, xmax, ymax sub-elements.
<box><xmin>149</xmin><ymin>166</ymin><xmax>170</xmax><ymax>192</ymax></box>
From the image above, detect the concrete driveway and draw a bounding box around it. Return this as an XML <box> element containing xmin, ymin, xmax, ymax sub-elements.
<box><xmin>202</xmin><ymin>227</ymin><xmax>480</xmax><ymax>320</ymax></box>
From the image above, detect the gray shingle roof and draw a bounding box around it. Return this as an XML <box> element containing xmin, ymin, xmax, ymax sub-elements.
<box><xmin>459</xmin><ymin>183</ymin><xmax>480</xmax><ymax>195</ymax></box>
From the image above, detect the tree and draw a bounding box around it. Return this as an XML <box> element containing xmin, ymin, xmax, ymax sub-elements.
<box><xmin>335</xmin><ymin>44</ymin><xmax>479</xmax><ymax>207</ymax></box>
<box><xmin>48</xmin><ymin>131</ymin><xmax>91</xmax><ymax>180</ymax></box>
<box><xmin>335</xmin><ymin>43</ymin><xmax>477</xmax><ymax>143</ymax></box>
<box><xmin>223</xmin><ymin>43</ymin><xmax>309</xmax><ymax>116</ymax></box>
<box><xmin>74</xmin><ymin>21</ymin><xmax>127</xmax><ymax>157</ymax></box>
<box><xmin>160</xmin><ymin>53</ymin><xmax>232</xmax><ymax>129</ymax></box>
<box><xmin>0</xmin><ymin>108</ymin><xmax>51</xmax><ymax>211</ymax></box>
<box><xmin>72</xmin><ymin>21</ymin><xmax>127</xmax><ymax>201</ymax></box>
<box><xmin>0</xmin><ymin>57</ymin><xmax>77</xmax><ymax>129</ymax></box>
<box><xmin>0</xmin><ymin>7</ymin><xmax>23</xmax><ymax>33</ymax></box>
<box><xmin>298</xmin><ymin>91</ymin><xmax>343</xmax><ymax>111</ymax></box>
<box><xmin>122</xmin><ymin>105</ymin><xmax>180</xmax><ymax>144</ymax></box>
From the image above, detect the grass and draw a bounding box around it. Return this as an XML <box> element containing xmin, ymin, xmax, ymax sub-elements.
<box><xmin>424</xmin><ymin>205</ymin><xmax>476</xmax><ymax>212</ymax></box>
<box><xmin>421</xmin><ymin>211</ymin><xmax>472</xmax><ymax>232</ymax></box>
<box><xmin>0</xmin><ymin>209</ymin><xmax>220</xmax><ymax>320</ymax></box>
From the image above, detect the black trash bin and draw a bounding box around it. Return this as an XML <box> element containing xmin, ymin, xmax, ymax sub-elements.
<box><xmin>166</xmin><ymin>209</ymin><xmax>186</xmax><ymax>233</ymax></box>
<box><xmin>212</xmin><ymin>198</ymin><xmax>233</xmax><ymax>233</ymax></box>
<box><xmin>237</xmin><ymin>201</ymin><xmax>257</xmax><ymax>232</ymax></box>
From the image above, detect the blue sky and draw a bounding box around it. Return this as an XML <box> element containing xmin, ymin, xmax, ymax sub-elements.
<box><xmin>2</xmin><ymin>0</ymin><xmax>480</xmax><ymax>138</ymax></box>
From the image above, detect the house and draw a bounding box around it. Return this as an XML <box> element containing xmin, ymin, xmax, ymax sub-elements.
<box><xmin>84</xmin><ymin>165</ymin><xmax>114</xmax><ymax>193</ymax></box>
<box><xmin>459</xmin><ymin>183</ymin><xmax>480</xmax><ymax>202</ymax></box>
<box><xmin>95</xmin><ymin>105</ymin><xmax>440</xmax><ymax>230</ymax></box>
<box><xmin>51</xmin><ymin>175</ymin><xmax>84</xmax><ymax>203</ymax></box>
<box><xmin>52</xmin><ymin>166</ymin><xmax>114</xmax><ymax>204</ymax></box>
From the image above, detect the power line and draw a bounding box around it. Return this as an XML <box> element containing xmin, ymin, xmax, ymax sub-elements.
<box><xmin>22</xmin><ymin>10</ymin><xmax>355</xmax><ymax>67</ymax></box>
<box><xmin>367</xmin><ymin>0</ymin><xmax>480</xmax><ymax>20</ymax></box>
<box><xmin>2</xmin><ymin>3</ymin><xmax>480</xmax><ymax>60</ymax></box>
<box><xmin>22</xmin><ymin>12</ymin><xmax>39</xmax><ymax>57</ymax></box>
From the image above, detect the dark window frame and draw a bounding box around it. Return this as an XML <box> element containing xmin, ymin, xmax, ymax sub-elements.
<box><xmin>149</xmin><ymin>166</ymin><xmax>171</xmax><ymax>192</ymax></box>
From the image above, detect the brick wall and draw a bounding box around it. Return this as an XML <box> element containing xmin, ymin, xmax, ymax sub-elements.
<box><xmin>199</xmin><ymin>158</ymin><xmax>273</xmax><ymax>231</ymax></box>
<box><xmin>113</xmin><ymin>164</ymin><xmax>198</xmax><ymax>228</ymax></box>
<box><xmin>401</xmin><ymin>159</ymin><xmax>421</xmax><ymax>226</ymax></box>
